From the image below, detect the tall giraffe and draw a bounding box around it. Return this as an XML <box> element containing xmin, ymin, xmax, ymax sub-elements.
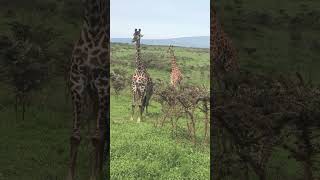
<box><xmin>67</xmin><ymin>0</ymin><xmax>109</xmax><ymax>180</ymax></box>
<box><xmin>131</xmin><ymin>29</ymin><xmax>153</xmax><ymax>123</ymax></box>
<box><xmin>211</xmin><ymin>1</ymin><xmax>239</xmax><ymax>91</ymax></box>
<box><xmin>167</xmin><ymin>45</ymin><xmax>183</xmax><ymax>89</ymax></box>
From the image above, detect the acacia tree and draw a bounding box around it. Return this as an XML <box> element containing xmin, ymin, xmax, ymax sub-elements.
<box><xmin>154</xmin><ymin>82</ymin><xmax>210</xmax><ymax>145</ymax></box>
<box><xmin>0</xmin><ymin>21</ymin><xmax>58</xmax><ymax>120</ymax></box>
<box><xmin>110</xmin><ymin>68</ymin><xmax>127</xmax><ymax>97</ymax></box>
<box><xmin>213</xmin><ymin>70</ymin><xmax>320</xmax><ymax>180</ymax></box>
<box><xmin>279</xmin><ymin>73</ymin><xmax>320</xmax><ymax>180</ymax></box>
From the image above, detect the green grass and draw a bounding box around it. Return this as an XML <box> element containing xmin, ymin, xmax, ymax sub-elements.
<box><xmin>0</xmin><ymin>80</ymin><xmax>96</xmax><ymax>180</ymax></box>
<box><xmin>111</xmin><ymin>121</ymin><xmax>209</xmax><ymax>180</ymax></box>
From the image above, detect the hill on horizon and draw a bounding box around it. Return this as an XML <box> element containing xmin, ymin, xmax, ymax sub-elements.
<box><xmin>111</xmin><ymin>36</ymin><xmax>209</xmax><ymax>49</ymax></box>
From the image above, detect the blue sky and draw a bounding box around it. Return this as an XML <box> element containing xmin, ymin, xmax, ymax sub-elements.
<box><xmin>111</xmin><ymin>0</ymin><xmax>210</xmax><ymax>39</ymax></box>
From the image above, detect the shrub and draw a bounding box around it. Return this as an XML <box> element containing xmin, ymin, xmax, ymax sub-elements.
<box><xmin>0</xmin><ymin>21</ymin><xmax>58</xmax><ymax>120</ymax></box>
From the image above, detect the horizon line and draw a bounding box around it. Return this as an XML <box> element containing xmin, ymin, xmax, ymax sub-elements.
<box><xmin>111</xmin><ymin>35</ymin><xmax>209</xmax><ymax>40</ymax></box>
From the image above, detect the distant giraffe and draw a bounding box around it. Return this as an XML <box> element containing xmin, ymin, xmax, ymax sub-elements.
<box><xmin>167</xmin><ymin>45</ymin><xmax>183</xmax><ymax>89</ymax></box>
<box><xmin>131</xmin><ymin>29</ymin><xmax>153</xmax><ymax>123</ymax></box>
<box><xmin>67</xmin><ymin>0</ymin><xmax>109</xmax><ymax>180</ymax></box>
<box><xmin>211</xmin><ymin>1</ymin><xmax>239</xmax><ymax>90</ymax></box>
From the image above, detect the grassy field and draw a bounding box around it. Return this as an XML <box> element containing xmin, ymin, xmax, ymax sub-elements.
<box><xmin>0</xmin><ymin>78</ymin><xmax>95</xmax><ymax>180</ymax></box>
<box><xmin>110</xmin><ymin>43</ymin><xmax>210</xmax><ymax>179</ymax></box>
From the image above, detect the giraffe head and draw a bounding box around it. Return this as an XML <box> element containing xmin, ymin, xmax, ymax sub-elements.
<box><xmin>132</xmin><ymin>28</ymin><xmax>143</xmax><ymax>43</ymax></box>
<box><xmin>167</xmin><ymin>45</ymin><xmax>175</xmax><ymax>55</ymax></box>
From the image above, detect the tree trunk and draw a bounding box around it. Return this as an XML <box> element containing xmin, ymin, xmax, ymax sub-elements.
<box><xmin>15</xmin><ymin>94</ymin><xmax>18</xmax><ymax>122</ymax></box>
<box><xmin>244</xmin><ymin>164</ymin><xmax>249</xmax><ymax>180</ymax></box>
<box><xmin>203</xmin><ymin>103</ymin><xmax>209</xmax><ymax>144</ymax></box>
<box><xmin>255</xmin><ymin>168</ymin><xmax>266</xmax><ymax>180</ymax></box>
<box><xmin>303</xmin><ymin>161</ymin><xmax>313</xmax><ymax>180</ymax></box>
<box><xmin>22</xmin><ymin>98</ymin><xmax>25</xmax><ymax>121</ymax></box>
<box><xmin>190</xmin><ymin>114</ymin><xmax>196</xmax><ymax>146</ymax></box>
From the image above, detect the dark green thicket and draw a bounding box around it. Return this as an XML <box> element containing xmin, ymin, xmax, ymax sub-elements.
<box><xmin>213</xmin><ymin>71</ymin><xmax>320</xmax><ymax>180</ymax></box>
<box><xmin>213</xmin><ymin>1</ymin><xmax>320</xmax><ymax>179</ymax></box>
<box><xmin>0</xmin><ymin>21</ymin><xmax>59</xmax><ymax>120</ymax></box>
<box><xmin>110</xmin><ymin>68</ymin><xmax>128</xmax><ymax>96</ymax></box>
<box><xmin>220</xmin><ymin>0</ymin><xmax>320</xmax><ymax>82</ymax></box>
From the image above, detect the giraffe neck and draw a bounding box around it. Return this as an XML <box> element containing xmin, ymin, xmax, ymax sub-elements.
<box><xmin>169</xmin><ymin>51</ymin><xmax>178</xmax><ymax>70</ymax></box>
<box><xmin>211</xmin><ymin>1</ymin><xmax>222</xmax><ymax>45</ymax></box>
<box><xmin>135</xmin><ymin>39</ymin><xmax>145</xmax><ymax>71</ymax></box>
<box><xmin>82</xmin><ymin>0</ymin><xmax>108</xmax><ymax>39</ymax></box>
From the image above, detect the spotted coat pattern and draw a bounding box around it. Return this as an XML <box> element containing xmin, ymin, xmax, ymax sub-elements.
<box><xmin>167</xmin><ymin>45</ymin><xmax>183</xmax><ymax>89</ymax></box>
<box><xmin>67</xmin><ymin>0</ymin><xmax>109</xmax><ymax>180</ymax></box>
<box><xmin>211</xmin><ymin>1</ymin><xmax>239</xmax><ymax>90</ymax></box>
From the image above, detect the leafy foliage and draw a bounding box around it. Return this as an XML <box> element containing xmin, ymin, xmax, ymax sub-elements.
<box><xmin>154</xmin><ymin>82</ymin><xmax>210</xmax><ymax>145</ymax></box>
<box><xmin>0</xmin><ymin>21</ymin><xmax>59</xmax><ymax>120</ymax></box>
<box><xmin>213</xmin><ymin>70</ymin><xmax>320</xmax><ymax>180</ymax></box>
<box><xmin>110</xmin><ymin>68</ymin><xmax>128</xmax><ymax>96</ymax></box>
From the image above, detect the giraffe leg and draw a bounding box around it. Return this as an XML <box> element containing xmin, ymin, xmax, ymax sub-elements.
<box><xmin>145</xmin><ymin>97</ymin><xmax>149</xmax><ymax>114</ymax></box>
<box><xmin>90</xmin><ymin>75</ymin><xmax>108</xmax><ymax>180</ymax></box>
<box><xmin>131</xmin><ymin>94</ymin><xmax>135</xmax><ymax>121</ymax></box>
<box><xmin>137</xmin><ymin>105</ymin><xmax>142</xmax><ymax>123</ymax></box>
<box><xmin>145</xmin><ymin>105</ymin><xmax>148</xmax><ymax>114</ymax></box>
<box><xmin>131</xmin><ymin>104</ymin><xmax>135</xmax><ymax>121</ymax></box>
<box><xmin>67</xmin><ymin>89</ymin><xmax>84</xmax><ymax>180</ymax></box>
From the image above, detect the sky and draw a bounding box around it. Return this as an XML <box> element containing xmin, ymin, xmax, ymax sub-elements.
<box><xmin>111</xmin><ymin>0</ymin><xmax>210</xmax><ymax>39</ymax></box>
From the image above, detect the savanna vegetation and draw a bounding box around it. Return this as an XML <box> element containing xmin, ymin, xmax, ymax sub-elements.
<box><xmin>110</xmin><ymin>43</ymin><xmax>210</xmax><ymax>179</ymax></box>
<box><xmin>213</xmin><ymin>1</ymin><xmax>320</xmax><ymax>180</ymax></box>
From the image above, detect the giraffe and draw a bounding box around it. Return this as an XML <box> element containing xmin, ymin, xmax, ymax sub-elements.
<box><xmin>131</xmin><ymin>28</ymin><xmax>153</xmax><ymax>123</ymax></box>
<box><xmin>67</xmin><ymin>0</ymin><xmax>109</xmax><ymax>180</ymax></box>
<box><xmin>167</xmin><ymin>45</ymin><xmax>183</xmax><ymax>89</ymax></box>
<box><xmin>211</xmin><ymin>0</ymin><xmax>239</xmax><ymax>91</ymax></box>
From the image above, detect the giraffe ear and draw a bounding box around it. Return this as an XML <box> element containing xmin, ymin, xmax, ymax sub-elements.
<box><xmin>135</xmin><ymin>28</ymin><xmax>137</xmax><ymax>32</ymax></box>
<box><xmin>138</xmin><ymin>29</ymin><xmax>141</xmax><ymax>32</ymax></box>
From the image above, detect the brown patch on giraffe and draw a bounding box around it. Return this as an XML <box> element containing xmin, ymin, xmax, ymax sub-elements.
<box><xmin>83</xmin><ymin>29</ymin><xmax>90</xmax><ymax>43</ymax></box>
<box><xmin>74</xmin><ymin>57</ymin><xmax>85</xmax><ymax>64</ymax></box>
<box><xmin>89</xmin><ymin>57</ymin><xmax>99</xmax><ymax>66</ymax></box>
<box><xmin>74</xmin><ymin>48</ymin><xmax>82</xmax><ymax>55</ymax></box>
<box><xmin>99</xmin><ymin>51</ymin><xmax>108</xmax><ymax>60</ymax></box>
<box><xmin>91</xmin><ymin>49</ymin><xmax>100</xmax><ymax>55</ymax></box>
<box><xmin>70</xmin><ymin>75</ymin><xmax>80</xmax><ymax>82</ymax></box>
<box><xmin>78</xmin><ymin>38</ymin><xmax>85</xmax><ymax>46</ymax></box>
<box><xmin>101</xmin><ymin>40</ymin><xmax>108</xmax><ymax>48</ymax></box>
